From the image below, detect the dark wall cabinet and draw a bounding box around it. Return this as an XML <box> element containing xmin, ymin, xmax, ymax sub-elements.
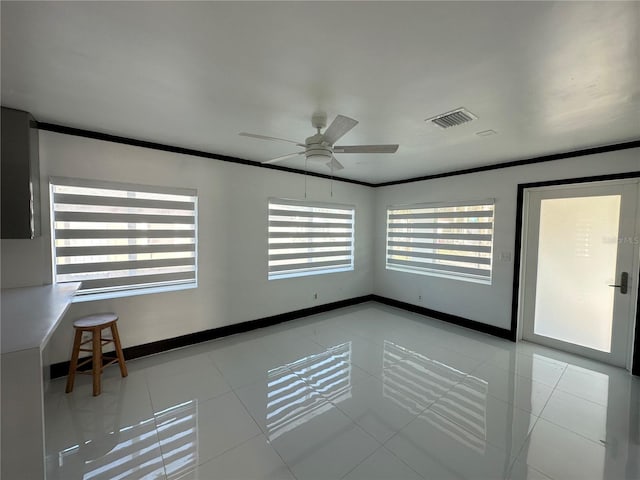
<box><xmin>1</xmin><ymin>107</ymin><xmax>41</xmax><ymax>239</ymax></box>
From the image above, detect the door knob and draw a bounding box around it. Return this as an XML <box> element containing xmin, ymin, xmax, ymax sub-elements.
<box><xmin>608</xmin><ymin>272</ymin><xmax>628</xmax><ymax>294</ymax></box>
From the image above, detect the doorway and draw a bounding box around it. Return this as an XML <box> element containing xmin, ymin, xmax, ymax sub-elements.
<box><xmin>519</xmin><ymin>179</ymin><xmax>640</xmax><ymax>368</ymax></box>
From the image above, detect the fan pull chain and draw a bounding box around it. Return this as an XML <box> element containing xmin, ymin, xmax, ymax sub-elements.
<box><xmin>330</xmin><ymin>160</ymin><xmax>334</xmax><ymax>197</ymax></box>
<box><xmin>304</xmin><ymin>157</ymin><xmax>308</xmax><ymax>198</ymax></box>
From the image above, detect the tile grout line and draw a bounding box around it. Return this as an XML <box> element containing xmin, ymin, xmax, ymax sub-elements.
<box><xmin>227</xmin><ymin>368</ymin><xmax>302</xmax><ymax>479</ymax></box>
<box><xmin>506</xmin><ymin>364</ymin><xmax>570</xmax><ymax>480</ymax></box>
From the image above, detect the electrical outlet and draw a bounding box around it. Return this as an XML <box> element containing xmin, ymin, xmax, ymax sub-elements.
<box><xmin>314</xmin><ymin>293</ymin><xmax>318</xmax><ymax>300</ymax></box>
<box><xmin>418</xmin><ymin>295</ymin><xmax>422</xmax><ymax>300</ymax></box>
<box><xmin>499</xmin><ymin>252</ymin><xmax>512</xmax><ymax>262</ymax></box>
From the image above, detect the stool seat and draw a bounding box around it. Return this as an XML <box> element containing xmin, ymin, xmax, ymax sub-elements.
<box><xmin>73</xmin><ymin>313</ymin><xmax>118</xmax><ymax>329</ymax></box>
<box><xmin>66</xmin><ymin>312</ymin><xmax>127</xmax><ymax>396</ymax></box>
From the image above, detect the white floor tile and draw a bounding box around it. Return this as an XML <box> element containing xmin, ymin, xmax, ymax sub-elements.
<box><xmin>386</xmin><ymin>409</ymin><xmax>513</xmax><ymax>480</ymax></box>
<box><xmin>43</xmin><ymin>303</ymin><xmax>640</xmax><ymax>480</ymax></box>
<box><xmin>209</xmin><ymin>337</ymin><xmax>284</xmax><ymax>389</ymax></box>
<box><xmin>337</xmin><ymin>336</ymin><xmax>391</xmax><ymax>379</ymax></box>
<box><xmin>155</xmin><ymin>391</ymin><xmax>261</xmax><ymax>477</ymax></box>
<box><xmin>46</xmin><ymin>416</ymin><xmax>166</xmax><ymax>480</ymax></box>
<box><xmin>259</xmin><ymin>330</ymin><xmax>328</xmax><ymax>366</ymax></box>
<box><xmin>173</xmin><ymin>434</ymin><xmax>295</xmax><ymax>480</ymax></box>
<box><xmin>540</xmin><ymin>389</ymin><xmax>637</xmax><ymax>448</ymax></box>
<box><xmin>487</xmin><ymin>352</ymin><xmax>567</xmax><ymax>388</ymax></box>
<box><xmin>467</xmin><ymin>363</ymin><xmax>554</xmax><ymax>416</ymax></box>
<box><xmin>430</xmin><ymin>382</ymin><xmax>539</xmax><ymax>457</ymax></box>
<box><xmin>555</xmin><ymin>364</ymin><xmax>637</xmax><ymax>406</ymax></box>
<box><xmin>234</xmin><ymin>366</ymin><xmax>326</xmax><ymax>438</ymax></box>
<box><xmin>46</xmin><ymin>375</ymin><xmax>155</xmax><ymax>454</ymax></box>
<box><xmin>146</xmin><ymin>362</ymin><xmax>231</xmax><ymax>413</ymax></box>
<box><xmin>296</xmin><ymin>321</ymin><xmax>361</xmax><ymax>348</ymax></box>
<box><xmin>140</xmin><ymin>351</ymin><xmax>218</xmax><ymax>381</ymax></box>
<box><xmin>343</xmin><ymin>447</ymin><xmax>424</xmax><ymax>480</ymax></box>
<box><xmin>335</xmin><ymin>376</ymin><xmax>422</xmax><ymax>443</ymax></box>
<box><xmin>507</xmin><ymin>460</ymin><xmax>553</xmax><ymax>480</ymax></box>
<box><xmin>381</xmin><ymin>351</ymin><xmax>465</xmax><ymax>408</ymax></box>
<box><xmin>395</xmin><ymin>340</ymin><xmax>485</xmax><ymax>377</ymax></box>
<box><xmin>269</xmin><ymin>407</ymin><xmax>380</xmax><ymax>480</ymax></box>
<box><xmin>289</xmin><ymin>344</ymin><xmax>373</xmax><ymax>396</ymax></box>
<box><xmin>517</xmin><ymin>418</ymin><xmax>639</xmax><ymax>480</ymax></box>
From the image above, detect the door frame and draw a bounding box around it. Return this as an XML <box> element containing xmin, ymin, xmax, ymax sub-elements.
<box><xmin>510</xmin><ymin>171</ymin><xmax>640</xmax><ymax>374</ymax></box>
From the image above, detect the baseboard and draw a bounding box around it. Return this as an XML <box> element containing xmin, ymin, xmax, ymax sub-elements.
<box><xmin>50</xmin><ymin>295</ymin><xmax>375</xmax><ymax>379</ymax></box>
<box><xmin>50</xmin><ymin>293</ymin><xmax>514</xmax><ymax>379</ymax></box>
<box><xmin>371</xmin><ymin>294</ymin><xmax>513</xmax><ymax>340</ymax></box>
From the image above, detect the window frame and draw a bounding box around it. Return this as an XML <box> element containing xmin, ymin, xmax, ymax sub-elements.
<box><xmin>49</xmin><ymin>176</ymin><xmax>198</xmax><ymax>302</ymax></box>
<box><xmin>385</xmin><ymin>199</ymin><xmax>495</xmax><ymax>284</ymax></box>
<box><xmin>267</xmin><ymin>198</ymin><xmax>355</xmax><ymax>280</ymax></box>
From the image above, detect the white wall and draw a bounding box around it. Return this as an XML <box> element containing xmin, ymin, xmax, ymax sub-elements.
<box><xmin>373</xmin><ymin>147</ymin><xmax>640</xmax><ymax>330</ymax></box>
<box><xmin>2</xmin><ymin>130</ymin><xmax>637</xmax><ymax>365</ymax></box>
<box><xmin>1</xmin><ymin>131</ymin><xmax>375</xmax><ymax>364</ymax></box>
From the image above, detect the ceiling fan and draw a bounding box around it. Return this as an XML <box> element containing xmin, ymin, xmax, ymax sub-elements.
<box><xmin>239</xmin><ymin>112</ymin><xmax>399</xmax><ymax>171</ymax></box>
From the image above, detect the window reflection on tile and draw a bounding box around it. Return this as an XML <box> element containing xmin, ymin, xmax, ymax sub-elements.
<box><xmin>265</xmin><ymin>342</ymin><xmax>353</xmax><ymax>440</ymax></box>
<box><xmin>53</xmin><ymin>417</ymin><xmax>165</xmax><ymax>479</ymax></box>
<box><xmin>290</xmin><ymin>342</ymin><xmax>353</xmax><ymax>403</ymax></box>
<box><xmin>51</xmin><ymin>396</ymin><xmax>199</xmax><ymax>479</ymax></box>
<box><xmin>432</xmin><ymin>379</ymin><xmax>489</xmax><ymax>447</ymax></box>
<box><xmin>154</xmin><ymin>400</ymin><xmax>199</xmax><ymax>478</ymax></box>
<box><xmin>382</xmin><ymin>340</ymin><xmax>488</xmax><ymax>453</ymax></box>
<box><xmin>423</xmin><ymin>406</ymin><xmax>488</xmax><ymax>453</ymax></box>
<box><xmin>382</xmin><ymin>340</ymin><xmax>478</xmax><ymax>414</ymax></box>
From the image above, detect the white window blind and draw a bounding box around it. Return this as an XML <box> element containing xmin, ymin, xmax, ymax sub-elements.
<box><xmin>386</xmin><ymin>200</ymin><xmax>494</xmax><ymax>283</ymax></box>
<box><xmin>268</xmin><ymin>199</ymin><xmax>355</xmax><ymax>280</ymax></box>
<box><xmin>50</xmin><ymin>177</ymin><xmax>197</xmax><ymax>299</ymax></box>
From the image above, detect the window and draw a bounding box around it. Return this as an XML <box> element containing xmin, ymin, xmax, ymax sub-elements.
<box><xmin>268</xmin><ymin>199</ymin><xmax>354</xmax><ymax>280</ymax></box>
<box><xmin>386</xmin><ymin>200</ymin><xmax>494</xmax><ymax>283</ymax></box>
<box><xmin>50</xmin><ymin>177</ymin><xmax>197</xmax><ymax>300</ymax></box>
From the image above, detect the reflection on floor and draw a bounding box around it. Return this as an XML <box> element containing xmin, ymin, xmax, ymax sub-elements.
<box><xmin>266</xmin><ymin>342</ymin><xmax>352</xmax><ymax>441</ymax></box>
<box><xmin>154</xmin><ymin>401</ymin><xmax>199</xmax><ymax>477</ymax></box>
<box><xmin>383</xmin><ymin>340</ymin><xmax>488</xmax><ymax>453</ymax></box>
<box><xmin>44</xmin><ymin>302</ymin><xmax>640</xmax><ymax>479</ymax></box>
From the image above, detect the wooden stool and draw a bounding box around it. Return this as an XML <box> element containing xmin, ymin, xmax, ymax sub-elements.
<box><xmin>65</xmin><ymin>313</ymin><xmax>128</xmax><ymax>396</ymax></box>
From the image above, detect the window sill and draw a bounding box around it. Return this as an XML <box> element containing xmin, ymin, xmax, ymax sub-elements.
<box><xmin>269</xmin><ymin>266</ymin><xmax>354</xmax><ymax>281</ymax></box>
<box><xmin>71</xmin><ymin>283</ymin><xmax>197</xmax><ymax>302</ymax></box>
<box><xmin>385</xmin><ymin>265</ymin><xmax>492</xmax><ymax>285</ymax></box>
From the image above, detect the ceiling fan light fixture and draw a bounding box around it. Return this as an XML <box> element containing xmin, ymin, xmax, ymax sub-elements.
<box><xmin>305</xmin><ymin>144</ymin><xmax>333</xmax><ymax>162</ymax></box>
<box><xmin>307</xmin><ymin>153</ymin><xmax>331</xmax><ymax>162</ymax></box>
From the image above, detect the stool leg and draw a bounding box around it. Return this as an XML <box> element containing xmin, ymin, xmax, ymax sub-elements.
<box><xmin>110</xmin><ymin>323</ymin><xmax>128</xmax><ymax>378</ymax></box>
<box><xmin>66</xmin><ymin>329</ymin><xmax>83</xmax><ymax>393</ymax></box>
<box><xmin>92</xmin><ymin>327</ymin><xmax>102</xmax><ymax>396</ymax></box>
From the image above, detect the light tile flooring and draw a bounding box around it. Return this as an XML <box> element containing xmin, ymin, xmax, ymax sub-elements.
<box><xmin>44</xmin><ymin>303</ymin><xmax>640</xmax><ymax>480</ymax></box>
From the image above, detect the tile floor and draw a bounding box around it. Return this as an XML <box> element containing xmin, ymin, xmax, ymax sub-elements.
<box><xmin>44</xmin><ymin>302</ymin><xmax>640</xmax><ymax>479</ymax></box>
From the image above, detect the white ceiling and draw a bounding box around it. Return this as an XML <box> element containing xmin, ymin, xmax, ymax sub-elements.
<box><xmin>2</xmin><ymin>1</ymin><xmax>639</xmax><ymax>184</ymax></box>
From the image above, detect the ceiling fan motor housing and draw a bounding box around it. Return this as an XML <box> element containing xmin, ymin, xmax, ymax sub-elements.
<box><xmin>304</xmin><ymin>133</ymin><xmax>333</xmax><ymax>161</ymax></box>
<box><xmin>305</xmin><ymin>144</ymin><xmax>333</xmax><ymax>162</ymax></box>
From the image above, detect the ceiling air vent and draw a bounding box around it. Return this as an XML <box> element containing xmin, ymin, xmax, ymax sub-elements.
<box><xmin>426</xmin><ymin>108</ymin><xmax>477</xmax><ymax>129</ymax></box>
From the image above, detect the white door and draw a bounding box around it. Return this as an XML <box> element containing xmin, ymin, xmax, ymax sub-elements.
<box><xmin>521</xmin><ymin>180</ymin><xmax>639</xmax><ymax>367</ymax></box>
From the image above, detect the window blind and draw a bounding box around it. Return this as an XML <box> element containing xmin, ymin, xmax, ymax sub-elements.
<box><xmin>268</xmin><ymin>199</ymin><xmax>355</xmax><ymax>280</ymax></box>
<box><xmin>386</xmin><ymin>201</ymin><xmax>494</xmax><ymax>283</ymax></box>
<box><xmin>50</xmin><ymin>177</ymin><xmax>197</xmax><ymax>297</ymax></box>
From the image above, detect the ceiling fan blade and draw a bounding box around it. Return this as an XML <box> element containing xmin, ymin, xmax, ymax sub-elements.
<box><xmin>239</xmin><ymin>132</ymin><xmax>304</xmax><ymax>147</ymax></box>
<box><xmin>323</xmin><ymin>115</ymin><xmax>358</xmax><ymax>145</ymax></box>
<box><xmin>333</xmin><ymin>144</ymin><xmax>399</xmax><ymax>154</ymax></box>
<box><xmin>262</xmin><ymin>151</ymin><xmax>305</xmax><ymax>164</ymax></box>
<box><xmin>326</xmin><ymin>157</ymin><xmax>344</xmax><ymax>171</ymax></box>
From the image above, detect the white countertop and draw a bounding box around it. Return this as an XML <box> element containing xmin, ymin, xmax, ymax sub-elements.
<box><xmin>1</xmin><ymin>282</ymin><xmax>81</xmax><ymax>354</ymax></box>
